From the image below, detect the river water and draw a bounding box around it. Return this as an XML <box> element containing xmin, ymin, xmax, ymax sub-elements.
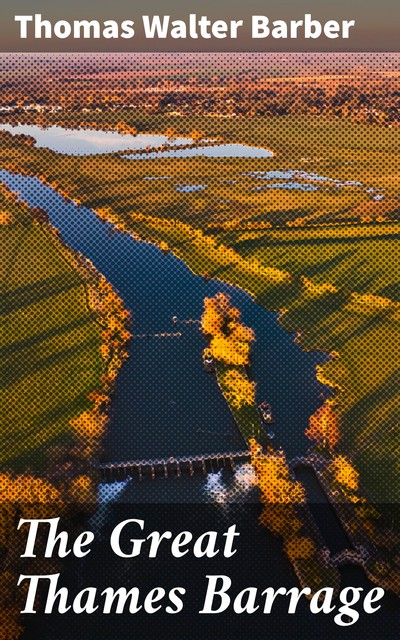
<box><xmin>3</xmin><ymin>171</ymin><xmax>399</xmax><ymax>640</ymax></box>
<box><xmin>0</xmin><ymin>168</ymin><xmax>328</xmax><ymax>502</ymax></box>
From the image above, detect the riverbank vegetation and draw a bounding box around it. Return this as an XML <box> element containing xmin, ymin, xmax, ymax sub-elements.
<box><xmin>201</xmin><ymin>293</ymin><xmax>262</xmax><ymax>440</ymax></box>
<box><xmin>249</xmin><ymin>440</ymin><xmax>340</xmax><ymax>594</ymax></box>
<box><xmin>0</xmin><ymin>183</ymin><xmax>131</xmax><ymax>637</ymax></box>
<box><xmin>319</xmin><ymin>455</ymin><xmax>400</xmax><ymax>595</ymax></box>
<box><xmin>1</xmin><ymin>52</ymin><xmax>399</xmax><ymax>632</ymax></box>
<box><xmin>202</xmin><ymin>293</ymin><xmax>255</xmax><ymax>366</ymax></box>
<box><xmin>1</xmin><ymin>50</ymin><xmax>400</xmax><ymax>522</ymax></box>
<box><xmin>0</xmin><ymin>183</ymin><xmax>130</xmax><ymax>470</ymax></box>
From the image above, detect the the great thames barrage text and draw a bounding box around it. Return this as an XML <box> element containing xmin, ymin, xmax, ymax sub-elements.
<box><xmin>16</xmin><ymin>517</ymin><xmax>384</xmax><ymax>625</ymax></box>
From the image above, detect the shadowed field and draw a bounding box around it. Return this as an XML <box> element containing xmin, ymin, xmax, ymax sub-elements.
<box><xmin>0</xmin><ymin>185</ymin><xmax>104</xmax><ymax>470</ymax></box>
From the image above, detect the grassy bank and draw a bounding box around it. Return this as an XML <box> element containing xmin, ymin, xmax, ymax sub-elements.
<box><xmin>0</xmin><ymin>182</ymin><xmax>129</xmax><ymax>472</ymax></box>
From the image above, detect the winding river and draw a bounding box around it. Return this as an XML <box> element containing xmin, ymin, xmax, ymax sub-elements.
<box><xmin>2</xmin><ymin>166</ymin><xmax>397</xmax><ymax>640</ymax></box>
<box><xmin>0</xmin><ymin>168</ymin><xmax>328</xmax><ymax>502</ymax></box>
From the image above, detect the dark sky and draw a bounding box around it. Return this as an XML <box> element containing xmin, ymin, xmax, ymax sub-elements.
<box><xmin>1</xmin><ymin>0</ymin><xmax>399</xmax><ymax>51</ymax></box>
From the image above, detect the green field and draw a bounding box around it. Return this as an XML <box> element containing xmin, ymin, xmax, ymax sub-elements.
<box><xmin>0</xmin><ymin>186</ymin><xmax>105</xmax><ymax>471</ymax></box>
<box><xmin>224</xmin><ymin>226</ymin><xmax>400</xmax><ymax>505</ymax></box>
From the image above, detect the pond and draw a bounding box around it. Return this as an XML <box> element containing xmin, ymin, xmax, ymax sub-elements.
<box><xmin>0</xmin><ymin>124</ymin><xmax>273</xmax><ymax>159</ymax></box>
<box><xmin>253</xmin><ymin>182</ymin><xmax>318</xmax><ymax>192</ymax></box>
<box><xmin>0</xmin><ymin>123</ymin><xmax>193</xmax><ymax>155</ymax></box>
<box><xmin>125</xmin><ymin>143</ymin><xmax>274</xmax><ymax>159</ymax></box>
<box><xmin>246</xmin><ymin>170</ymin><xmax>337</xmax><ymax>182</ymax></box>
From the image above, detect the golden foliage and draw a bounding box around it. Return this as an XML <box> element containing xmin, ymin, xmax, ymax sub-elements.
<box><xmin>210</xmin><ymin>334</ymin><xmax>251</xmax><ymax>366</ymax></box>
<box><xmin>0</xmin><ymin>473</ymin><xmax>62</xmax><ymax>507</ymax></box>
<box><xmin>190</xmin><ymin>129</ymin><xmax>204</xmax><ymax>142</ymax></box>
<box><xmin>70</xmin><ymin>410</ymin><xmax>108</xmax><ymax>439</ymax></box>
<box><xmin>223</xmin><ymin>369</ymin><xmax>256</xmax><ymax>409</ymax></box>
<box><xmin>329</xmin><ymin>455</ymin><xmax>359</xmax><ymax>492</ymax></box>
<box><xmin>158</xmin><ymin>240</ymin><xmax>169</xmax><ymax>252</ymax></box>
<box><xmin>0</xmin><ymin>211</ymin><xmax>13</xmax><ymax>224</ymax></box>
<box><xmin>306</xmin><ymin>402</ymin><xmax>340</xmax><ymax>450</ymax></box>
<box><xmin>115</xmin><ymin>122</ymin><xmax>137</xmax><ymax>136</ymax></box>
<box><xmin>201</xmin><ymin>297</ymin><xmax>225</xmax><ymax>336</ymax></box>
<box><xmin>201</xmin><ymin>293</ymin><xmax>255</xmax><ymax>366</ymax></box>
<box><xmin>285</xmin><ymin>535</ymin><xmax>316</xmax><ymax>561</ymax></box>
<box><xmin>67</xmin><ymin>475</ymin><xmax>96</xmax><ymax>505</ymax></box>
<box><xmin>302</xmin><ymin>276</ymin><xmax>338</xmax><ymax>296</ymax></box>
<box><xmin>250</xmin><ymin>440</ymin><xmax>306</xmax><ymax>506</ymax></box>
<box><xmin>249</xmin><ymin>439</ymin><xmax>307</xmax><ymax>539</ymax></box>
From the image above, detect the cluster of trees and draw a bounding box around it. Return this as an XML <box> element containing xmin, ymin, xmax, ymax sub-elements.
<box><xmin>67</xmin><ymin>272</ymin><xmax>131</xmax><ymax>466</ymax></box>
<box><xmin>222</xmin><ymin>369</ymin><xmax>256</xmax><ymax>410</ymax></box>
<box><xmin>0</xmin><ymin>471</ymin><xmax>96</xmax><ymax>638</ymax></box>
<box><xmin>0</xmin><ymin>182</ymin><xmax>25</xmax><ymax>225</ymax></box>
<box><xmin>328</xmin><ymin>455</ymin><xmax>359</xmax><ymax>492</ymax></box>
<box><xmin>285</xmin><ymin>535</ymin><xmax>317</xmax><ymax>562</ymax></box>
<box><xmin>2</xmin><ymin>53</ymin><xmax>399</xmax><ymax>126</ymax></box>
<box><xmin>115</xmin><ymin>121</ymin><xmax>137</xmax><ymax>136</ymax></box>
<box><xmin>201</xmin><ymin>292</ymin><xmax>255</xmax><ymax>366</ymax></box>
<box><xmin>4</xmin><ymin>76</ymin><xmax>400</xmax><ymax>127</ymax></box>
<box><xmin>306</xmin><ymin>403</ymin><xmax>341</xmax><ymax>451</ymax></box>
<box><xmin>87</xmin><ymin>273</ymin><xmax>131</xmax><ymax>389</ymax></box>
<box><xmin>0</xmin><ymin>191</ymin><xmax>14</xmax><ymax>224</ymax></box>
<box><xmin>0</xmin><ymin>206</ymin><xmax>132</xmax><ymax>638</ymax></box>
<box><xmin>250</xmin><ymin>440</ymin><xmax>306</xmax><ymax>509</ymax></box>
<box><xmin>249</xmin><ymin>440</ymin><xmax>320</xmax><ymax>569</ymax></box>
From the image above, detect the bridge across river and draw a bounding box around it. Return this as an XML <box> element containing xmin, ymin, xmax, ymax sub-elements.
<box><xmin>93</xmin><ymin>450</ymin><xmax>252</xmax><ymax>482</ymax></box>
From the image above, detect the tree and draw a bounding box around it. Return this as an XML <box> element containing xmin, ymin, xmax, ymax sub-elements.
<box><xmin>70</xmin><ymin>410</ymin><xmax>108</xmax><ymax>439</ymax></box>
<box><xmin>201</xmin><ymin>293</ymin><xmax>255</xmax><ymax>366</ymax></box>
<box><xmin>306</xmin><ymin>403</ymin><xmax>340</xmax><ymax>451</ymax></box>
<box><xmin>285</xmin><ymin>536</ymin><xmax>316</xmax><ymax>561</ymax></box>
<box><xmin>223</xmin><ymin>369</ymin><xmax>256</xmax><ymax>409</ymax></box>
<box><xmin>329</xmin><ymin>456</ymin><xmax>359</xmax><ymax>492</ymax></box>
<box><xmin>190</xmin><ymin>129</ymin><xmax>204</xmax><ymax>143</ymax></box>
<box><xmin>209</xmin><ymin>334</ymin><xmax>250</xmax><ymax>366</ymax></box>
<box><xmin>201</xmin><ymin>296</ymin><xmax>225</xmax><ymax>336</ymax></box>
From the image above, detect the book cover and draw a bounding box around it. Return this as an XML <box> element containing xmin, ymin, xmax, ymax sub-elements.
<box><xmin>0</xmin><ymin>1</ymin><xmax>399</xmax><ymax>638</ymax></box>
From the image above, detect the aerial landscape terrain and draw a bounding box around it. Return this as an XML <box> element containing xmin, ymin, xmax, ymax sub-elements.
<box><xmin>0</xmin><ymin>52</ymin><xmax>399</xmax><ymax>636</ymax></box>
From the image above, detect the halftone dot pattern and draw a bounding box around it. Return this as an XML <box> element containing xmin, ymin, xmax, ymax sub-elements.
<box><xmin>0</xmin><ymin>52</ymin><xmax>399</xmax><ymax>635</ymax></box>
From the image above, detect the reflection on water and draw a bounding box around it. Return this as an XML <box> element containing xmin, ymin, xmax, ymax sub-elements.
<box><xmin>98</xmin><ymin>479</ymin><xmax>133</xmax><ymax>505</ymax></box>
<box><xmin>126</xmin><ymin>143</ymin><xmax>274</xmax><ymax>159</ymax></box>
<box><xmin>176</xmin><ymin>184</ymin><xmax>207</xmax><ymax>192</ymax></box>
<box><xmin>247</xmin><ymin>170</ymin><xmax>337</xmax><ymax>182</ymax></box>
<box><xmin>0</xmin><ymin>123</ymin><xmax>193</xmax><ymax>155</ymax></box>
<box><xmin>253</xmin><ymin>181</ymin><xmax>318</xmax><ymax>192</ymax></box>
<box><xmin>0</xmin><ymin>124</ymin><xmax>273</xmax><ymax>159</ymax></box>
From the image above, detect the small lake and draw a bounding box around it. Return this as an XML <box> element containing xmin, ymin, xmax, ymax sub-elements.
<box><xmin>247</xmin><ymin>170</ymin><xmax>336</xmax><ymax>182</ymax></box>
<box><xmin>253</xmin><ymin>182</ymin><xmax>318</xmax><ymax>192</ymax></box>
<box><xmin>125</xmin><ymin>143</ymin><xmax>274</xmax><ymax>159</ymax></box>
<box><xmin>0</xmin><ymin>124</ymin><xmax>193</xmax><ymax>155</ymax></box>
<box><xmin>176</xmin><ymin>184</ymin><xmax>207</xmax><ymax>192</ymax></box>
<box><xmin>0</xmin><ymin>124</ymin><xmax>273</xmax><ymax>159</ymax></box>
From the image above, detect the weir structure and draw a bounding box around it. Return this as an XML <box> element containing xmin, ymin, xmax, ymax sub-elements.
<box><xmin>92</xmin><ymin>450</ymin><xmax>252</xmax><ymax>482</ymax></box>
